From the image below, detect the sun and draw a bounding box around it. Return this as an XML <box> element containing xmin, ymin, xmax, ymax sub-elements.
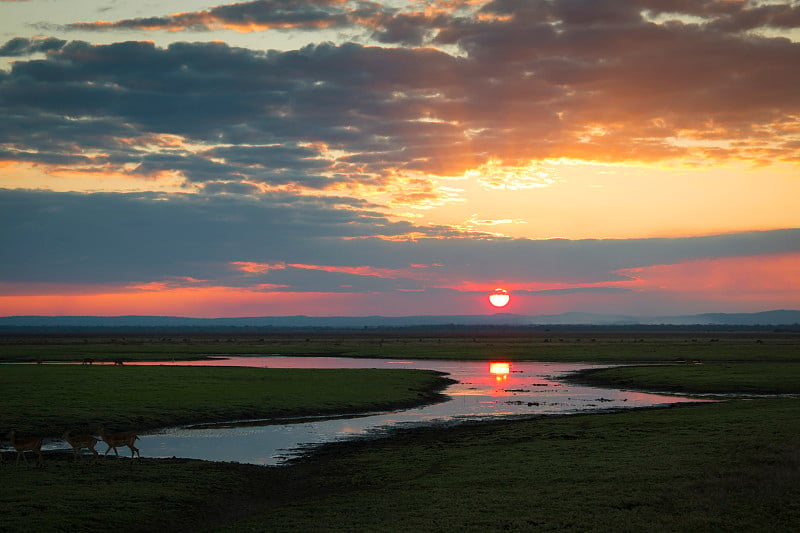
<box><xmin>488</xmin><ymin>288</ymin><xmax>510</xmax><ymax>308</ymax></box>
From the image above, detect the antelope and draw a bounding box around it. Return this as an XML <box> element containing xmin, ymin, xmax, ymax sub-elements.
<box><xmin>63</xmin><ymin>431</ymin><xmax>99</xmax><ymax>460</ymax></box>
<box><xmin>6</xmin><ymin>430</ymin><xmax>44</xmax><ymax>467</ymax></box>
<box><xmin>96</xmin><ymin>427</ymin><xmax>140</xmax><ymax>460</ymax></box>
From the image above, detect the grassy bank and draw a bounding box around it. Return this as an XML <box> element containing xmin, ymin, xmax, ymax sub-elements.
<box><xmin>228</xmin><ymin>399</ymin><xmax>799</xmax><ymax>532</ymax></box>
<box><xmin>571</xmin><ymin>361</ymin><xmax>800</xmax><ymax>394</ymax></box>
<box><xmin>0</xmin><ymin>365</ymin><xmax>452</xmax><ymax>436</ymax></box>
<box><xmin>5</xmin><ymin>399</ymin><xmax>796</xmax><ymax>531</ymax></box>
<box><xmin>2</xmin><ymin>330</ymin><xmax>799</xmax><ymax>363</ymax></box>
<box><xmin>2</xmin><ymin>336</ymin><xmax>799</xmax><ymax>531</ymax></box>
<box><xmin>0</xmin><ymin>456</ymin><xmax>273</xmax><ymax>532</ymax></box>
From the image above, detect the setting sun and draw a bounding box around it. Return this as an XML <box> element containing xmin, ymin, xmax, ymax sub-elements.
<box><xmin>489</xmin><ymin>288</ymin><xmax>510</xmax><ymax>308</ymax></box>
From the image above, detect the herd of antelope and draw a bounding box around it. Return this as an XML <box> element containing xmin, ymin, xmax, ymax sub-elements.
<box><xmin>2</xmin><ymin>427</ymin><xmax>140</xmax><ymax>466</ymax></box>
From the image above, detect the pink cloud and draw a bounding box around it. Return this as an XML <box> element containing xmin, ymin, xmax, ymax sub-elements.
<box><xmin>616</xmin><ymin>252</ymin><xmax>800</xmax><ymax>293</ymax></box>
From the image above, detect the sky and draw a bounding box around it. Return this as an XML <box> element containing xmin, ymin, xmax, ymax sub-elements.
<box><xmin>1</xmin><ymin>0</ymin><xmax>799</xmax><ymax>318</ymax></box>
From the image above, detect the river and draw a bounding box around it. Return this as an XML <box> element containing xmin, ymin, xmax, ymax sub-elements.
<box><xmin>119</xmin><ymin>356</ymin><xmax>702</xmax><ymax>465</ymax></box>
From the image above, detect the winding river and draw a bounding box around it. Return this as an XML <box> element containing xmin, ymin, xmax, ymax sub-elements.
<box><xmin>117</xmin><ymin>356</ymin><xmax>702</xmax><ymax>465</ymax></box>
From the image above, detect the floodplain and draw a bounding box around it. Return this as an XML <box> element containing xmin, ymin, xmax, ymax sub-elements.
<box><xmin>1</xmin><ymin>328</ymin><xmax>798</xmax><ymax>531</ymax></box>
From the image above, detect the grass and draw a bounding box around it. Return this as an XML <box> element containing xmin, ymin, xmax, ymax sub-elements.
<box><xmin>572</xmin><ymin>361</ymin><xmax>800</xmax><ymax>395</ymax></box>
<box><xmin>2</xmin><ymin>332</ymin><xmax>799</xmax><ymax>531</ymax></box>
<box><xmin>3</xmin><ymin>400</ymin><xmax>797</xmax><ymax>532</ymax></box>
<box><xmin>227</xmin><ymin>399</ymin><xmax>800</xmax><ymax>532</ymax></box>
<box><xmin>0</xmin><ymin>455</ymin><xmax>274</xmax><ymax>532</ymax></box>
<box><xmin>0</xmin><ymin>365</ymin><xmax>452</xmax><ymax>436</ymax></box>
<box><xmin>2</xmin><ymin>330</ymin><xmax>799</xmax><ymax>363</ymax></box>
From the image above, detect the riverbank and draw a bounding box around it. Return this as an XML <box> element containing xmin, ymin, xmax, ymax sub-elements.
<box><xmin>230</xmin><ymin>398</ymin><xmax>800</xmax><ymax>532</ymax></box>
<box><xmin>0</xmin><ymin>365</ymin><xmax>453</xmax><ymax>437</ymax></box>
<box><xmin>567</xmin><ymin>361</ymin><xmax>800</xmax><ymax>395</ymax></box>
<box><xmin>2</xmin><ymin>334</ymin><xmax>799</xmax><ymax>531</ymax></box>
<box><xmin>3</xmin><ymin>398</ymin><xmax>796</xmax><ymax>532</ymax></box>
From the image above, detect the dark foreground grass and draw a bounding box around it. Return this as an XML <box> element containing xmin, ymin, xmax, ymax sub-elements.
<box><xmin>225</xmin><ymin>399</ymin><xmax>799</xmax><ymax>532</ymax></box>
<box><xmin>0</xmin><ymin>455</ymin><xmax>273</xmax><ymax>532</ymax></box>
<box><xmin>5</xmin><ymin>399</ymin><xmax>794</xmax><ymax>531</ymax></box>
<box><xmin>572</xmin><ymin>361</ymin><xmax>800</xmax><ymax>394</ymax></box>
<box><xmin>0</xmin><ymin>365</ymin><xmax>452</xmax><ymax>436</ymax></box>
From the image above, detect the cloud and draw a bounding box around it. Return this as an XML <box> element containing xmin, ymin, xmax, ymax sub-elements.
<box><xmin>0</xmin><ymin>37</ymin><xmax>66</xmax><ymax>56</ymax></box>
<box><xmin>0</xmin><ymin>31</ymin><xmax>794</xmax><ymax>223</ymax></box>
<box><xmin>65</xmin><ymin>0</ymin><xmax>381</xmax><ymax>33</ymax></box>
<box><xmin>616</xmin><ymin>251</ymin><xmax>800</xmax><ymax>294</ymax></box>
<box><xmin>1</xmin><ymin>1</ymin><xmax>799</xmax><ymax>316</ymax></box>
<box><xmin>2</xmin><ymin>188</ymin><xmax>798</xmax><ymax>295</ymax></box>
<box><xmin>641</xmin><ymin>0</ymin><xmax>800</xmax><ymax>32</ymax></box>
<box><xmin>0</xmin><ymin>188</ymin><xmax>450</xmax><ymax>285</ymax></box>
<box><xmin>1</xmin><ymin>0</ymin><xmax>798</xmax><ymax>204</ymax></box>
<box><xmin>0</xmin><ymin>39</ymin><xmax>468</xmax><ymax>202</ymax></box>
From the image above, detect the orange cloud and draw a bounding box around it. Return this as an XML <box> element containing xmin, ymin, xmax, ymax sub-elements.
<box><xmin>231</xmin><ymin>261</ymin><xmax>287</xmax><ymax>274</ymax></box>
<box><xmin>288</xmin><ymin>263</ymin><xmax>429</xmax><ymax>279</ymax></box>
<box><xmin>231</xmin><ymin>261</ymin><xmax>437</xmax><ymax>280</ymax></box>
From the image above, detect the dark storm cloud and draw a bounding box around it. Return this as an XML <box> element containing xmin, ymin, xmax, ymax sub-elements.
<box><xmin>2</xmin><ymin>189</ymin><xmax>798</xmax><ymax>292</ymax></box>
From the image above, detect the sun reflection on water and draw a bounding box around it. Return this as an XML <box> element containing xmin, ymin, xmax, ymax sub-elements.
<box><xmin>489</xmin><ymin>361</ymin><xmax>510</xmax><ymax>382</ymax></box>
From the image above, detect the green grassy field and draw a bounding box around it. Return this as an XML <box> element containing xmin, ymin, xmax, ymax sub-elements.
<box><xmin>0</xmin><ymin>365</ymin><xmax>452</xmax><ymax>436</ymax></box>
<box><xmin>2</xmin><ymin>329</ymin><xmax>798</xmax><ymax>363</ymax></box>
<box><xmin>572</xmin><ymin>361</ymin><xmax>800</xmax><ymax>395</ymax></box>
<box><xmin>2</xmin><ymin>332</ymin><xmax>799</xmax><ymax>531</ymax></box>
<box><xmin>230</xmin><ymin>399</ymin><xmax>800</xmax><ymax>532</ymax></box>
<box><xmin>3</xmin><ymin>399</ymin><xmax>797</xmax><ymax>532</ymax></box>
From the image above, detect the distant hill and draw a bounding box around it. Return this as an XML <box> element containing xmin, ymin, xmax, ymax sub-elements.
<box><xmin>1</xmin><ymin>310</ymin><xmax>799</xmax><ymax>329</ymax></box>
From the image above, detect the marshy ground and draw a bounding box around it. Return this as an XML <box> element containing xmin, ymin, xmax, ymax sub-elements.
<box><xmin>1</xmin><ymin>329</ymin><xmax>798</xmax><ymax>531</ymax></box>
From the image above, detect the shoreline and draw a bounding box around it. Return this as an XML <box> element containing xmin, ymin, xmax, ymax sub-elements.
<box><xmin>282</xmin><ymin>399</ymin><xmax>713</xmax><ymax>466</ymax></box>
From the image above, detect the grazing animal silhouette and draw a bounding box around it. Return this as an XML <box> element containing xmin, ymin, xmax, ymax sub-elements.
<box><xmin>63</xmin><ymin>431</ymin><xmax>99</xmax><ymax>460</ymax></box>
<box><xmin>7</xmin><ymin>430</ymin><xmax>44</xmax><ymax>467</ymax></box>
<box><xmin>97</xmin><ymin>427</ymin><xmax>140</xmax><ymax>460</ymax></box>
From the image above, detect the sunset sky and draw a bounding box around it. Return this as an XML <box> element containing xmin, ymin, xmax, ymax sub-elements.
<box><xmin>1</xmin><ymin>0</ymin><xmax>799</xmax><ymax>318</ymax></box>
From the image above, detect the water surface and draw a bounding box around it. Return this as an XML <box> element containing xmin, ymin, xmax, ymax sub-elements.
<box><xmin>128</xmin><ymin>357</ymin><xmax>701</xmax><ymax>465</ymax></box>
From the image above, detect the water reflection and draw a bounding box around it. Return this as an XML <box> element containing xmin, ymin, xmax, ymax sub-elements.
<box><xmin>130</xmin><ymin>356</ymin><xmax>704</xmax><ymax>465</ymax></box>
<box><xmin>489</xmin><ymin>361</ymin><xmax>510</xmax><ymax>384</ymax></box>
